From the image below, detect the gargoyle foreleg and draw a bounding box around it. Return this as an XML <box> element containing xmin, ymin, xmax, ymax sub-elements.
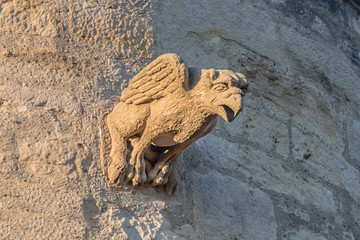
<box><xmin>107</xmin><ymin>128</ymin><xmax>128</xmax><ymax>185</ymax></box>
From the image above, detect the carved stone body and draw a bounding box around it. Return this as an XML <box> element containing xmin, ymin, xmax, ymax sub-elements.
<box><xmin>102</xmin><ymin>53</ymin><xmax>248</xmax><ymax>194</ymax></box>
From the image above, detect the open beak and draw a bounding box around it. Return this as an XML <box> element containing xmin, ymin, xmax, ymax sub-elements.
<box><xmin>220</xmin><ymin>99</ymin><xmax>241</xmax><ymax>122</ymax></box>
<box><xmin>221</xmin><ymin>105</ymin><xmax>236</xmax><ymax>122</ymax></box>
<box><xmin>217</xmin><ymin>91</ymin><xmax>242</xmax><ymax>122</ymax></box>
<box><xmin>219</xmin><ymin>82</ymin><xmax>247</xmax><ymax>122</ymax></box>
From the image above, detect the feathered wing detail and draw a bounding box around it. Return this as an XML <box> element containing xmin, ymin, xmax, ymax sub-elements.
<box><xmin>120</xmin><ymin>54</ymin><xmax>189</xmax><ymax>105</ymax></box>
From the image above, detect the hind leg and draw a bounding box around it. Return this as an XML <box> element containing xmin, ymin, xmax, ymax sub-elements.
<box><xmin>149</xmin><ymin>117</ymin><xmax>217</xmax><ymax>187</ymax></box>
<box><xmin>127</xmin><ymin>128</ymin><xmax>155</xmax><ymax>186</ymax></box>
<box><xmin>106</xmin><ymin>103</ymin><xmax>149</xmax><ymax>184</ymax></box>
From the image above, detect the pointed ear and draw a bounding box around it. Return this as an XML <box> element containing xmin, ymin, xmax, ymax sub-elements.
<box><xmin>199</xmin><ymin>69</ymin><xmax>215</xmax><ymax>88</ymax></box>
<box><xmin>201</xmin><ymin>69</ymin><xmax>216</xmax><ymax>80</ymax></box>
<box><xmin>201</xmin><ymin>69</ymin><xmax>210</xmax><ymax>79</ymax></box>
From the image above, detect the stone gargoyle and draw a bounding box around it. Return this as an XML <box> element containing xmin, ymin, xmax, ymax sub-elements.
<box><xmin>100</xmin><ymin>53</ymin><xmax>248</xmax><ymax>195</ymax></box>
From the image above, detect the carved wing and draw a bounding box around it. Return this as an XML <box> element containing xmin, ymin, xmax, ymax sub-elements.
<box><xmin>120</xmin><ymin>53</ymin><xmax>189</xmax><ymax>105</ymax></box>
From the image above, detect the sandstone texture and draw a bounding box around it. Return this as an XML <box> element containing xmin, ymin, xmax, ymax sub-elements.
<box><xmin>0</xmin><ymin>0</ymin><xmax>359</xmax><ymax>239</ymax></box>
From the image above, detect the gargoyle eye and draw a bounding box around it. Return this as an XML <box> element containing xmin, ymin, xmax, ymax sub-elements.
<box><xmin>213</xmin><ymin>83</ymin><xmax>228</xmax><ymax>92</ymax></box>
<box><xmin>215</xmin><ymin>71</ymin><xmax>220</xmax><ymax>79</ymax></box>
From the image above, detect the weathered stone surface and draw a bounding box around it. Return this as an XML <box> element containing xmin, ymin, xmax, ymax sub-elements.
<box><xmin>283</xmin><ymin>228</ymin><xmax>328</xmax><ymax>240</ymax></box>
<box><xmin>292</xmin><ymin>127</ymin><xmax>360</xmax><ymax>201</ymax></box>
<box><xmin>348</xmin><ymin>119</ymin><xmax>360</xmax><ymax>163</ymax></box>
<box><xmin>1</xmin><ymin>0</ymin><xmax>360</xmax><ymax>239</ymax></box>
<box><xmin>351</xmin><ymin>202</ymin><xmax>360</xmax><ymax>228</ymax></box>
<box><xmin>196</xmin><ymin>133</ymin><xmax>336</xmax><ymax>212</ymax></box>
<box><xmin>215</xmin><ymin>106</ymin><xmax>290</xmax><ymax>158</ymax></box>
<box><xmin>191</xmin><ymin>171</ymin><xmax>277</xmax><ymax>240</ymax></box>
<box><xmin>105</xmin><ymin>201</ymin><xmax>179</xmax><ymax>239</ymax></box>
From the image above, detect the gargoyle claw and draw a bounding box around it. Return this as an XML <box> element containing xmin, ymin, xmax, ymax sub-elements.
<box><xmin>148</xmin><ymin>161</ymin><xmax>167</xmax><ymax>181</ymax></box>
<box><xmin>108</xmin><ymin>161</ymin><xmax>127</xmax><ymax>185</ymax></box>
<box><xmin>164</xmin><ymin>177</ymin><xmax>178</xmax><ymax>196</ymax></box>
<box><xmin>127</xmin><ymin>166</ymin><xmax>134</xmax><ymax>181</ymax></box>
<box><xmin>150</xmin><ymin>164</ymin><xmax>170</xmax><ymax>186</ymax></box>
<box><xmin>131</xmin><ymin>154</ymin><xmax>147</xmax><ymax>185</ymax></box>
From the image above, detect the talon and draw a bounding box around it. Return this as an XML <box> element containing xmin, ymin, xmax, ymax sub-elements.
<box><xmin>164</xmin><ymin>174</ymin><xmax>179</xmax><ymax>196</ymax></box>
<box><xmin>165</xmin><ymin>181</ymin><xmax>178</xmax><ymax>196</ymax></box>
<box><xmin>127</xmin><ymin>166</ymin><xmax>135</xmax><ymax>181</ymax></box>
<box><xmin>152</xmin><ymin>176</ymin><xmax>164</xmax><ymax>186</ymax></box>
<box><xmin>108</xmin><ymin>168</ymin><xmax>120</xmax><ymax>184</ymax></box>
<box><xmin>132</xmin><ymin>176</ymin><xmax>141</xmax><ymax>186</ymax></box>
<box><xmin>152</xmin><ymin>167</ymin><xmax>170</xmax><ymax>186</ymax></box>
<box><xmin>161</xmin><ymin>165</ymin><xmax>169</xmax><ymax>174</ymax></box>
<box><xmin>140</xmin><ymin>158</ymin><xmax>147</xmax><ymax>183</ymax></box>
<box><xmin>162</xmin><ymin>174</ymin><xmax>169</xmax><ymax>185</ymax></box>
<box><xmin>108</xmin><ymin>161</ymin><xmax>127</xmax><ymax>184</ymax></box>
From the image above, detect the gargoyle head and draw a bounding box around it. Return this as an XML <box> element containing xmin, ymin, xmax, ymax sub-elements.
<box><xmin>191</xmin><ymin>68</ymin><xmax>248</xmax><ymax>122</ymax></box>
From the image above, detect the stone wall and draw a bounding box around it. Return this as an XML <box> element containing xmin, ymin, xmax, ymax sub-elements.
<box><xmin>0</xmin><ymin>0</ymin><xmax>359</xmax><ymax>239</ymax></box>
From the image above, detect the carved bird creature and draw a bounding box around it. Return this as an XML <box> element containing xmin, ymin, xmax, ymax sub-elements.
<box><xmin>106</xmin><ymin>53</ymin><xmax>248</xmax><ymax>194</ymax></box>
